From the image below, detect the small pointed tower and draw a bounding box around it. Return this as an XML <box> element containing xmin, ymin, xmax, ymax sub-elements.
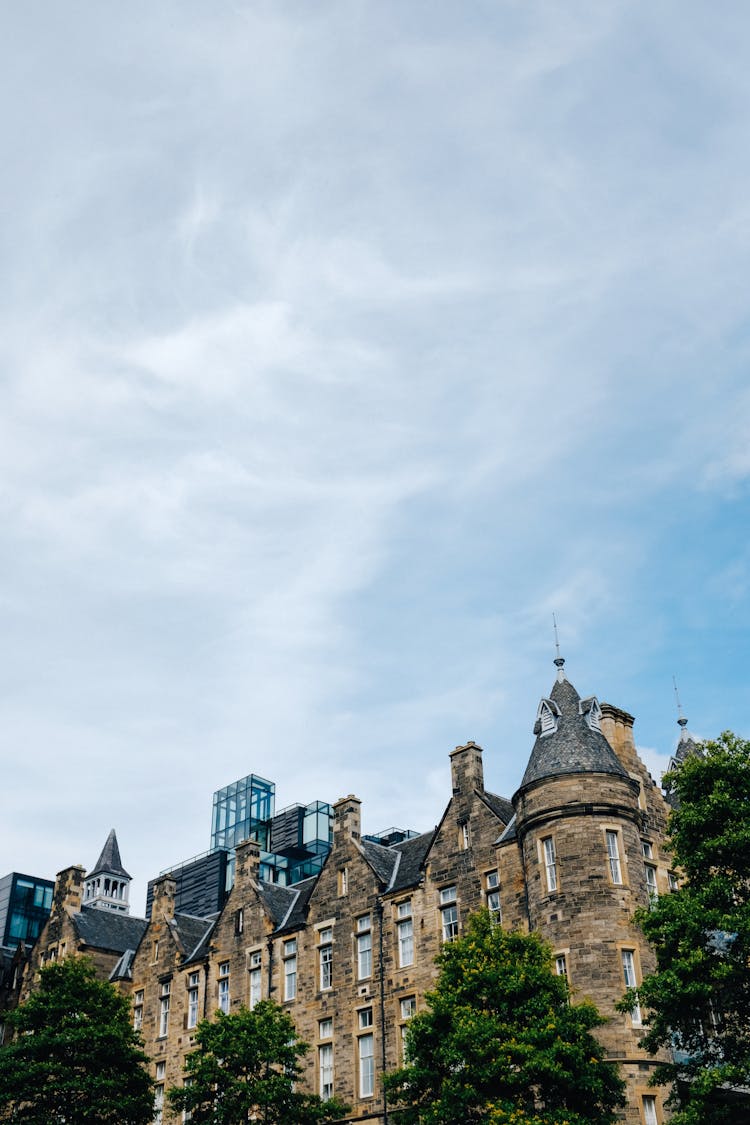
<box><xmin>512</xmin><ymin>653</ymin><xmax>670</xmax><ymax>1117</ymax></box>
<box><xmin>665</xmin><ymin>681</ymin><xmax>704</xmax><ymax>807</ymax></box>
<box><xmin>82</xmin><ymin>830</ymin><xmax>132</xmax><ymax>913</ymax></box>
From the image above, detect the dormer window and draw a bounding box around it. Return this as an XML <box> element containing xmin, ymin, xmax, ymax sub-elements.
<box><xmin>579</xmin><ymin>696</ymin><xmax>602</xmax><ymax>732</ymax></box>
<box><xmin>534</xmin><ymin>698</ymin><xmax>561</xmax><ymax>738</ymax></box>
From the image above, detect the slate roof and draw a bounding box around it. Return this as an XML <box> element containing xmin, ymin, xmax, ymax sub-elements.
<box><xmin>361</xmin><ymin>839</ymin><xmax>399</xmax><ymax>887</ymax></box>
<box><xmin>481</xmin><ymin>791</ymin><xmax>514</xmax><ymax>823</ymax></box>
<box><xmin>73</xmin><ymin>906</ymin><xmax>147</xmax><ymax>953</ymax></box>
<box><xmin>272</xmin><ymin>876</ymin><xmax>318</xmax><ymax>933</ymax></box>
<box><xmin>496</xmin><ymin>814</ymin><xmax>517</xmax><ymax>844</ymax></box>
<box><xmin>172</xmin><ymin>914</ymin><xmax>214</xmax><ymax>959</ymax></box>
<box><xmin>260</xmin><ymin>882</ymin><xmax>301</xmax><ymax>929</ymax></box>
<box><xmin>183</xmin><ymin>916</ymin><xmax>218</xmax><ymax>964</ymax></box>
<box><xmin>110</xmin><ymin>948</ymin><xmax>136</xmax><ymax>981</ymax></box>
<box><xmin>86</xmin><ymin>829</ymin><xmax>132</xmax><ymax>881</ymax></box>
<box><xmin>671</xmin><ymin>722</ymin><xmax>703</xmax><ymax>767</ymax></box>
<box><xmin>388</xmin><ymin>829</ymin><xmax>434</xmax><ymax>894</ymax></box>
<box><xmin>517</xmin><ymin>674</ymin><xmax>629</xmax><ymax>793</ymax></box>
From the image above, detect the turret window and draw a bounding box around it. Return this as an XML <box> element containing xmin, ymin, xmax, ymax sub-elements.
<box><xmin>621</xmin><ymin>949</ymin><xmax>642</xmax><ymax>1026</ymax></box>
<box><xmin>542</xmin><ymin>837</ymin><xmax>557</xmax><ymax>892</ymax></box>
<box><xmin>606</xmin><ymin>831</ymin><xmax>623</xmax><ymax>884</ymax></box>
<box><xmin>645</xmin><ymin>864</ymin><xmax>658</xmax><ymax>903</ymax></box>
<box><xmin>642</xmin><ymin>1095</ymin><xmax>658</xmax><ymax>1125</ymax></box>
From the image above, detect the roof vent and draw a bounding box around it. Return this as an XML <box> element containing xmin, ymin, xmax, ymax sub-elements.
<box><xmin>579</xmin><ymin>696</ymin><xmax>602</xmax><ymax>732</ymax></box>
<box><xmin>534</xmin><ymin>698</ymin><xmax>561</xmax><ymax>738</ymax></box>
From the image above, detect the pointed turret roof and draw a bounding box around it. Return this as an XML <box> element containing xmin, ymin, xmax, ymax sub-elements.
<box><xmin>86</xmin><ymin>829</ymin><xmax>131</xmax><ymax>881</ymax></box>
<box><xmin>517</xmin><ymin>660</ymin><xmax>629</xmax><ymax>793</ymax></box>
<box><xmin>666</xmin><ymin>710</ymin><xmax>704</xmax><ymax>791</ymax></box>
<box><xmin>670</xmin><ymin>715</ymin><xmax>702</xmax><ymax>766</ymax></box>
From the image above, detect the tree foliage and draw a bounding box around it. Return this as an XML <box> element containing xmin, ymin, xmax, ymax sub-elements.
<box><xmin>618</xmin><ymin>731</ymin><xmax>750</xmax><ymax>1124</ymax></box>
<box><xmin>0</xmin><ymin>955</ymin><xmax>154</xmax><ymax>1124</ymax></box>
<box><xmin>168</xmin><ymin>1000</ymin><xmax>348</xmax><ymax>1124</ymax></box>
<box><xmin>384</xmin><ymin>910</ymin><xmax>625</xmax><ymax>1125</ymax></box>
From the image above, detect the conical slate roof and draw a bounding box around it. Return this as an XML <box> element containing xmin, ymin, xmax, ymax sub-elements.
<box><xmin>517</xmin><ymin>669</ymin><xmax>629</xmax><ymax>792</ymax></box>
<box><xmin>86</xmin><ymin>829</ymin><xmax>131</xmax><ymax>881</ymax></box>
<box><xmin>670</xmin><ymin>718</ymin><xmax>702</xmax><ymax>767</ymax></box>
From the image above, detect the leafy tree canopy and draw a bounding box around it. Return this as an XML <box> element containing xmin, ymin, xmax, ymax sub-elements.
<box><xmin>0</xmin><ymin>955</ymin><xmax>154</xmax><ymax>1125</ymax></box>
<box><xmin>384</xmin><ymin>910</ymin><xmax>625</xmax><ymax>1125</ymax></box>
<box><xmin>619</xmin><ymin>731</ymin><xmax>750</xmax><ymax>1124</ymax></box>
<box><xmin>168</xmin><ymin>1000</ymin><xmax>348</xmax><ymax>1125</ymax></box>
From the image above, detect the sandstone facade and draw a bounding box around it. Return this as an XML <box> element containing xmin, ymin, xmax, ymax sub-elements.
<box><xmin>21</xmin><ymin>664</ymin><xmax>680</xmax><ymax>1124</ymax></box>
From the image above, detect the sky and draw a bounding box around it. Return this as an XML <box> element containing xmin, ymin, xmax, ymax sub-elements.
<box><xmin>2</xmin><ymin>1</ymin><xmax>749</xmax><ymax>914</ymax></box>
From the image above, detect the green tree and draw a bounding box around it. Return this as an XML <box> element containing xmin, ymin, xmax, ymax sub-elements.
<box><xmin>384</xmin><ymin>910</ymin><xmax>625</xmax><ymax>1125</ymax></box>
<box><xmin>168</xmin><ymin>1000</ymin><xmax>348</xmax><ymax>1124</ymax></box>
<box><xmin>0</xmin><ymin>955</ymin><xmax>154</xmax><ymax>1124</ymax></box>
<box><xmin>619</xmin><ymin>731</ymin><xmax>750</xmax><ymax>1124</ymax></box>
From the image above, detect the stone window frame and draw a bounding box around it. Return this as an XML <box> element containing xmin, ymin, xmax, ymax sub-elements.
<box><xmin>217</xmin><ymin>961</ymin><xmax>230</xmax><ymax>1014</ymax></box>
<box><xmin>282</xmin><ymin>938</ymin><xmax>297</xmax><ymax>1002</ymax></box>
<box><xmin>554</xmin><ymin>949</ymin><xmax>570</xmax><ymax>983</ymax></box>
<box><xmin>439</xmin><ymin>885</ymin><xmax>459</xmax><ymax>942</ymax></box>
<box><xmin>399</xmin><ymin>995</ymin><xmax>416</xmax><ymax>1060</ymax></box>
<box><xmin>154</xmin><ymin>1061</ymin><xmax>165</xmax><ymax>1125</ymax></box>
<box><xmin>315</xmin><ymin>920</ymin><xmax>335</xmax><ymax>993</ymax></box>
<box><xmin>602</xmin><ymin>828</ymin><xmax>629</xmax><ymax>886</ymax></box>
<box><xmin>358</xmin><ymin>1030</ymin><xmax>375</xmax><ymax>1098</ymax></box>
<box><xmin>158</xmin><ymin>977</ymin><xmax>171</xmax><ymax>1038</ymax></box>
<box><xmin>319</xmin><ymin>1041</ymin><xmax>334</xmax><ymax>1101</ymax></box>
<box><xmin>186</xmin><ymin>970</ymin><xmax>200</xmax><ymax>1029</ymax></box>
<box><xmin>637</xmin><ymin>1090</ymin><xmax>661</xmax><ymax>1125</ymax></box>
<box><xmin>484</xmin><ymin>870</ymin><xmax>501</xmax><ymax>921</ymax></box>
<box><xmin>618</xmin><ymin>945</ymin><xmax>643</xmax><ymax>1027</ymax></box>
<box><xmin>356</xmin><ymin>914</ymin><xmax>372</xmax><ymax>980</ymax></box>
<box><xmin>247</xmin><ymin>948</ymin><xmax>262</xmax><ymax>1009</ymax></box>
<box><xmin>133</xmin><ymin>988</ymin><xmax>144</xmax><ymax>1032</ymax></box>
<box><xmin>396</xmin><ymin>899</ymin><xmax>414</xmax><ymax>967</ymax></box>
<box><xmin>540</xmin><ymin>835</ymin><xmax>558</xmax><ymax>893</ymax></box>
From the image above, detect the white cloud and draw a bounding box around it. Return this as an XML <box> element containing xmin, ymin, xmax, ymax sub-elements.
<box><xmin>1</xmin><ymin>2</ymin><xmax>749</xmax><ymax>907</ymax></box>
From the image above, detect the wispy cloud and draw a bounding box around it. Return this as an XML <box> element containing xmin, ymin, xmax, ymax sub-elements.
<box><xmin>1</xmin><ymin>2</ymin><xmax>749</xmax><ymax>904</ymax></box>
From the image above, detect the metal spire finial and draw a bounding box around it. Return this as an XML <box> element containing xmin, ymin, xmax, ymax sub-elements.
<box><xmin>552</xmin><ymin>613</ymin><xmax>566</xmax><ymax>681</ymax></box>
<box><xmin>673</xmin><ymin>676</ymin><xmax>688</xmax><ymax>734</ymax></box>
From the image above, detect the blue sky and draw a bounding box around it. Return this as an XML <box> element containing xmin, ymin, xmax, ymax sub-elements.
<box><xmin>2</xmin><ymin>2</ymin><xmax>748</xmax><ymax>911</ymax></box>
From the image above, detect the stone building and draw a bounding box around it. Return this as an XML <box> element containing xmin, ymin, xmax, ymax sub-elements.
<box><xmin>20</xmin><ymin>658</ymin><xmax>682</xmax><ymax>1124</ymax></box>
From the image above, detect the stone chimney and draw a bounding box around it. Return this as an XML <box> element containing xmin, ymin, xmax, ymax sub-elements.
<box><xmin>234</xmin><ymin>838</ymin><xmax>261</xmax><ymax>894</ymax></box>
<box><xmin>599</xmin><ymin>703</ymin><xmax>639</xmax><ymax>775</ymax></box>
<box><xmin>55</xmin><ymin>865</ymin><xmax>85</xmax><ymax>915</ymax></box>
<box><xmin>450</xmin><ymin>741</ymin><xmax>485</xmax><ymax>796</ymax></box>
<box><xmin>150</xmin><ymin>874</ymin><xmax>177</xmax><ymax>921</ymax></box>
<box><xmin>333</xmin><ymin>795</ymin><xmax>362</xmax><ymax>842</ymax></box>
